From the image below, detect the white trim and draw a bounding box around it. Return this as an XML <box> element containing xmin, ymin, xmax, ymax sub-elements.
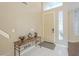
<box><xmin>55</xmin><ymin>43</ymin><xmax>68</xmax><ymax>48</ymax></box>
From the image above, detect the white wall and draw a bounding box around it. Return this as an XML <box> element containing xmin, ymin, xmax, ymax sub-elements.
<box><xmin>64</xmin><ymin>2</ymin><xmax>79</xmax><ymax>42</ymax></box>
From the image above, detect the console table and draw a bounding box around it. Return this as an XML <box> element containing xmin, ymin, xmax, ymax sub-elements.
<box><xmin>14</xmin><ymin>36</ymin><xmax>41</xmax><ymax>56</ymax></box>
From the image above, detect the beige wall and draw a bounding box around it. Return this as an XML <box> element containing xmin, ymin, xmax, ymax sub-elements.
<box><xmin>0</xmin><ymin>2</ymin><xmax>42</xmax><ymax>55</ymax></box>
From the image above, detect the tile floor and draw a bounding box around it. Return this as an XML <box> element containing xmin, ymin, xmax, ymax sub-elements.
<box><xmin>21</xmin><ymin>44</ymin><xmax>68</xmax><ymax>56</ymax></box>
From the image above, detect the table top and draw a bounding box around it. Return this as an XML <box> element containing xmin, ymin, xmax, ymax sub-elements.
<box><xmin>14</xmin><ymin>36</ymin><xmax>41</xmax><ymax>47</ymax></box>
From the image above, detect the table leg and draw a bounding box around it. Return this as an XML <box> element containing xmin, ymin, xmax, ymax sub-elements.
<box><xmin>18</xmin><ymin>47</ymin><xmax>20</xmax><ymax>56</ymax></box>
<box><xmin>39</xmin><ymin>37</ymin><xmax>41</xmax><ymax>48</ymax></box>
<box><xmin>14</xmin><ymin>44</ymin><xmax>16</xmax><ymax>56</ymax></box>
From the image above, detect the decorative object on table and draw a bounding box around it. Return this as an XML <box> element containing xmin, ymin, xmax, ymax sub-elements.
<box><xmin>19</xmin><ymin>36</ymin><xmax>25</xmax><ymax>42</ymax></box>
<box><xmin>34</xmin><ymin>32</ymin><xmax>38</xmax><ymax>38</ymax></box>
<box><xmin>27</xmin><ymin>33</ymin><xmax>32</xmax><ymax>38</ymax></box>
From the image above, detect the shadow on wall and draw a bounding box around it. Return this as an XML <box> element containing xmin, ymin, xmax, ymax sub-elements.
<box><xmin>0</xmin><ymin>29</ymin><xmax>9</xmax><ymax>39</ymax></box>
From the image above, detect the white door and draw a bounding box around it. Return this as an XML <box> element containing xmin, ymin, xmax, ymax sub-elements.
<box><xmin>43</xmin><ymin>12</ymin><xmax>54</xmax><ymax>43</ymax></box>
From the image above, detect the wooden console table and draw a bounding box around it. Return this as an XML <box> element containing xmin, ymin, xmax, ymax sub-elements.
<box><xmin>14</xmin><ymin>36</ymin><xmax>41</xmax><ymax>56</ymax></box>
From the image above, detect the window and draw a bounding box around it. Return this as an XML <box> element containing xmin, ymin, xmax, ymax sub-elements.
<box><xmin>58</xmin><ymin>11</ymin><xmax>64</xmax><ymax>40</ymax></box>
<box><xmin>43</xmin><ymin>2</ymin><xmax>63</xmax><ymax>11</ymax></box>
<box><xmin>73</xmin><ymin>9</ymin><xmax>79</xmax><ymax>36</ymax></box>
